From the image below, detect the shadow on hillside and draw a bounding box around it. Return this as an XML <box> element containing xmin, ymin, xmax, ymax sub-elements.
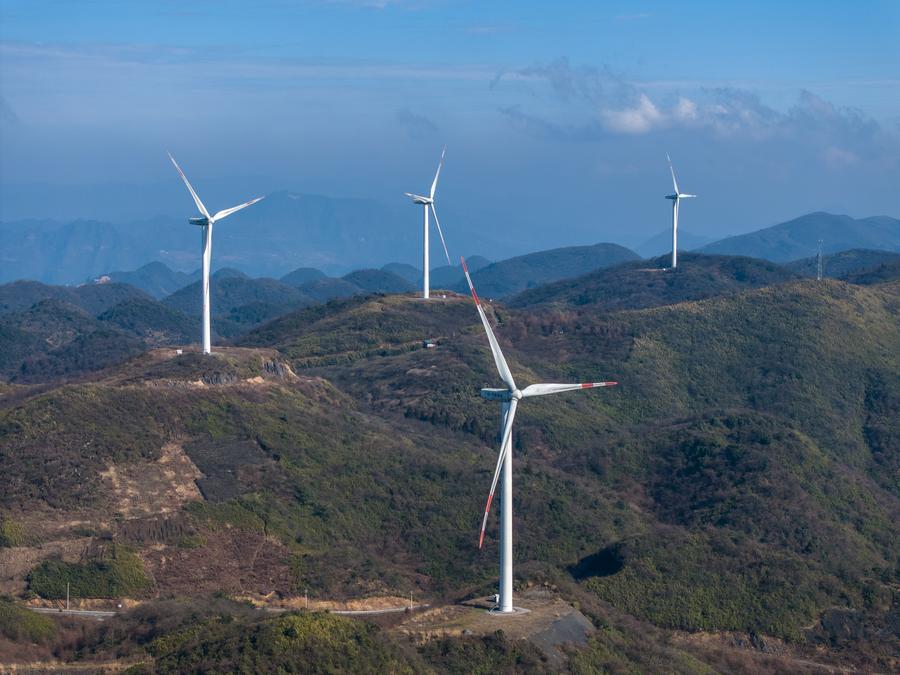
<box><xmin>568</xmin><ymin>545</ymin><xmax>625</xmax><ymax>581</ymax></box>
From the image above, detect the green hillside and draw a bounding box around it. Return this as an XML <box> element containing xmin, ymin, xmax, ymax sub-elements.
<box><xmin>0</xmin><ymin>299</ymin><xmax>145</xmax><ymax>381</ymax></box>
<box><xmin>509</xmin><ymin>253</ymin><xmax>797</xmax><ymax>310</ymax></box>
<box><xmin>280</xmin><ymin>266</ymin><xmax>327</xmax><ymax>287</ymax></box>
<box><xmin>0</xmin><ymin>280</ymin><xmax>153</xmax><ymax>316</ymax></box>
<box><xmin>103</xmin><ymin>261</ymin><xmax>199</xmax><ymax>298</ymax></box>
<box><xmin>163</xmin><ymin>276</ymin><xmax>314</xmax><ymax>337</ymax></box>
<box><xmin>342</xmin><ymin>268</ymin><xmax>415</xmax><ymax>294</ymax></box>
<box><xmin>699</xmin><ymin>212</ymin><xmax>900</xmax><ymax>262</ymax></box>
<box><xmin>785</xmin><ymin>248</ymin><xmax>900</xmax><ymax>280</ymax></box>
<box><xmin>452</xmin><ymin>243</ymin><xmax>640</xmax><ymax>298</ymax></box>
<box><xmin>0</xmin><ymin>275</ymin><xmax>897</xmax><ymax>671</ymax></box>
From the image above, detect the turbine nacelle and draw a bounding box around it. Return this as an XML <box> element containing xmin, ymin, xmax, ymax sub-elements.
<box><xmin>189</xmin><ymin>216</ymin><xmax>210</xmax><ymax>226</ymax></box>
<box><xmin>405</xmin><ymin>192</ymin><xmax>433</xmax><ymax>205</ymax></box>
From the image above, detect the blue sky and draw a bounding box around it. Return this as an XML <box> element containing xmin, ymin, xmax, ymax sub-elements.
<box><xmin>1</xmin><ymin>0</ymin><xmax>898</xmax><ymax>251</ymax></box>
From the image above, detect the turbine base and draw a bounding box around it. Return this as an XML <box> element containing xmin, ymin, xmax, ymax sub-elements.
<box><xmin>487</xmin><ymin>606</ymin><xmax>531</xmax><ymax>616</ymax></box>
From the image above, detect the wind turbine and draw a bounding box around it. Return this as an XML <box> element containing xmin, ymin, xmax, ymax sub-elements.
<box><xmin>168</xmin><ymin>152</ymin><xmax>264</xmax><ymax>354</ymax></box>
<box><xmin>405</xmin><ymin>148</ymin><xmax>451</xmax><ymax>299</ymax></box>
<box><xmin>461</xmin><ymin>257</ymin><xmax>617</xmax><ymax>613</ymax></box>
<box><xmin>664</xmin><ymin>153</ymin><xmax>696</xmax><ymax>269</ymax></box>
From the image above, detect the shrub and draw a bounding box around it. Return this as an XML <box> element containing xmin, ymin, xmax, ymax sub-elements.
<box><xmin>26</xmin><ymin>546</ymin><xmax>151</xmax><ymax>599</ymax></box>
<box><xmin>0</xmin><ymin>598</ymin><xmax>56</xmax><ymax>643</ymax></box>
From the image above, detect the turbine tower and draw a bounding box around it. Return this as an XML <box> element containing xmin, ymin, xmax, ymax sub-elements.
<box><xmin>665</xmin><ymin>154</ymin><xmax>696</xmax><ymax>269</ymax></box>
<box><xmin>405</xmin><ymin>148</ymin><xmax>451</xmax><ymax>299</ymax></box>
<box><xmin>461</xmin><ymin>257</ymin><xmax>617</xmax><ymax>613</ymax></box>
<box><xmin>168</xmin><ymin>152</ymin><xmax>264</xmax><ymax>354</ymax></box>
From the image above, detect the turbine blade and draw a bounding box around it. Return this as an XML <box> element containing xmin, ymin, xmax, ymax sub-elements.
<box><xmin>168</xmin><ymin>151</ymin><xmax>210</xmax><ymax>219</ymax></box>
<box><xmin>521</xmin><ymin>381</ymin><xmax>618</xmax><ymax>398</ymax></box>
<box><xmin>681</xmin><ymin>194</ymin><xmax>697</xmax><ymax>198</ymax></box>
<box><xmin>211</xmin><ymin>196</ymin><xmax>265</xmax><ymax>222</ymax></box>
<box><xmin>430</xmin><ymin>204</ymin><xmax>452</xmax><ymax>266</ymax></box>
<box><xmin>461</xmin><ymin>256</ymin><xmax>516</xmax><ymax>392</ymax></box>
<box><xmin>429</xmin><ymin>146</ymin><xmax>446</xmax><ymax>200</ymax></box>
<box><xmin>478</xmin><ymin>398</ymin><xmax>518</xmax><ymax>549</ymax></box>
<box><xmin>666</xmin><ymin>152</ymin><xmax>680</xmax><ymax>195</ymax></box>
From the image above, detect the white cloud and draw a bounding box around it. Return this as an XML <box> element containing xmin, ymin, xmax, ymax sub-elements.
<box><xmin>600</xmin><ymin>94</ymin><xmax>664</xmax><ymax>133</ymax></box>
<box><xmin>672</xmin><ymin>97</ymin><xmax>698</xmax><ymax>123</ymax></box>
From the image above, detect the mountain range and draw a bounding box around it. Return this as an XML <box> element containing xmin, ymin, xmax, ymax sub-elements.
<box><xmin>698</xmin><ymin>212</ymin><xmax>900</xmax><ymax>261</ymax></box>
<box><xmin>3</xmin><ymin>206</ymin><xmax>898</xmax><ymax>286</ymax></box>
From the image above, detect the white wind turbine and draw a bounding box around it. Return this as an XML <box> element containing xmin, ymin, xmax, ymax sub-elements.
<box><xmin>405</xmin><ymin>148</ymin><xmax>451</xmax><ymax>299</ymax></box>
<box><xmin>168</xmin><ymin>152</ymin><xmax>264</xmax><ymax>354</ymax></box>
<box><xmin>461</xmin><ymin>257</ymin><xmax>617</xmax><ymax>613</ymax></box>
<box><xmin>664</xmin><ymin>153</ymin><xmax>696</xmax><ymax>269</ymax></box>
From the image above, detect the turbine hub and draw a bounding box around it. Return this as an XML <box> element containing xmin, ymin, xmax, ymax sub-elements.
<box><xmin>513</xmin><ymin>389</ymin><xmax>523</xmax><ymax>400</ymax></box>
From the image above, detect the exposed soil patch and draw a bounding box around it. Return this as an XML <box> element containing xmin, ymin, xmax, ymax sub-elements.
<box><xmin>0</xmin><ymin>538</ymin><xmax>92</xmax><ymax>595</ymax></box>
<box><xmin>99</xmin><ymin>442</ymin><xmax>202</xmax><ymax>519</ymax></box>
<box><xmin>139</xmin><ymin>528</ymin><xmax>294</xmax><ymax>597</ymax></box>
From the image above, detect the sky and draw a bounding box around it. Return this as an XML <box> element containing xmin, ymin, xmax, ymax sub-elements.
<box><xmin>1</xmin><ymin>0</ymin><xmax>898</xmax><ymax>251</ymax></box>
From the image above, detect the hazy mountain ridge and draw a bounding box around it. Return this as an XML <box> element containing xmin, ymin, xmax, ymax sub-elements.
<box><xmin>699</xmin><ymin>212</ymin><xmax>900</xmax><ymax>262</ymax></box>
<box><xmin>102</xmin><ymin>261</ymin><xmax>200</xmax><ymax>298</ymax></box>
<box><xmin>786</xmin><ymin>248</ymin><xmax>900</xmax><ymax>280</ymax></box>
<box><xmin>635</xmin><ymin>228</ymin><xmax>714</xmax><ymax>258</ymax></box>
<box><xmin>454</xmin><ymin>243</ymin><xmax>641</xmax><ymax>298</ymax></box>
<box><xmin>5</xmin><ymin>207</ymin><xmax>897</xmax><ymax>286</ymax></box>
<box><xmin>509</xmin><ymin>253</ymin><xmax>800</xmax><ymax>310</ymax></box>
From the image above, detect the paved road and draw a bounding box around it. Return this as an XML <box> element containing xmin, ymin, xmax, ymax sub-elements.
<box><xmin>29</xmin><ymin>607</ymin><xmax>117</xmax><ymax>620</ymax></box>
<box><xmin>332</xmin><ymin>603</ymin><xmax>428</xmax><ymax>615</ymax></box>
<box><xmin>27</xmin><ymin>603</ymin><xmax>428</xmax><ymax>620</ymax></box>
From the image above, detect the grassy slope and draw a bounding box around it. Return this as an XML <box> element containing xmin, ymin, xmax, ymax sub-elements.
<box><xmin>508</xmin><ymin>253</ymin><xmax>799</xmax><ymax>310</ymax></box>
<box><xmin>0</xmin><ymin>277</ymin><xmax>897</xmax><ymax>665</ymax></box>
<box><xmin>452</xmin><ymin>243</ymin><xmax>640</xmax><ymax>298</ymax></box>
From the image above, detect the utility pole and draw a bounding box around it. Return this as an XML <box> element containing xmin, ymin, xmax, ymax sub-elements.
<box><xmin>817</xmin><ymin>239</ymin><xmax>824</xmax><ymax>281</ymax></box>
<box><xmin>66</xmin><ymin>582</ymin><xmax>70</xmax><ymax>611</ymax></box>
<box><xmin>305</xmin><ymin>588</ymin><xmax>309</xmax><ymax>610</ymax></box>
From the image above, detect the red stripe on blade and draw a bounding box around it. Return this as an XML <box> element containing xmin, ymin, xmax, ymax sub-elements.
<box><xmin>461</xmin><ymin>257</ymin><xmax>481</xmax><ymax>305</ymax></box>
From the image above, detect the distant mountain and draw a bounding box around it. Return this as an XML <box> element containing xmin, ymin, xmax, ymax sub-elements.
<box><xmin>101</xmin><ymin>261</ymin><xmax>199</xmax><ymax>298</ymax></box>
<box><xmin>212</xmin><ymin>267</ymin><xmax>249</xmax><ymax>280</ymax></box>
<box><xmin>381</xmin><ymin>256</ymin><xmax>491</xmax><ymax>290</ymax></box>
<box><xmin>785</xmin><ymin>248</ymin><xmax>900</xmax><ymax>279</ymax></box>
<box><xmin>699</xmin><ymin>212</ymin><xmax>900</xmax><ymax>262</ymax></box>
<box><xmin>280</xmin><ymin>267</ymin><xmax>327</xmax><ymax>288</ymax></box>
<box><xmin>0</xmin><ymin>280</ymin><xmax>153</xmax><ymax>316</ymax></box>
<box><xmin>296</xmin><ymin>278</ymin><xmax>365</xmax><ymax>303</ymax></box>
<box><xmin>381</xmin><ymin>263</ymin><xmax>420</xmax><ymax>285</ymax></box>
<box><xmin>341</xmin><ymin>269</ymin><xmax>415</xmax><ymax>294</ymax></box>
<box><xmin>0</xmin><ymin>191</ymin><xmax>504</xmax><ymax>285</ymax></box>
<box><xmin>509</xmin><ymin>253</ymin><xmax>799</xmax><ymax>310</ymax></box>
<box><xmin>163</xmin><ymin>277</ymin><xmax>313</xmax><ymax>333</ymax></box>
<box><xmin>431</xmin><ymin>255</ymin><xmax>490</xmax><ymax>288</ymax></box>
<box><xmin>97</xmin><ymin>297</ymin><xmax>197</xmax><ymax>345</ymax></box>
<box><xmin>453</xmin><ymin>243</ymin><xmax>639</xmax><ymax>298</ymax></box>
<box><xmin>0</xmin><ymin>299</ymin><xmax>144</xmax><ymax>381</ymax></box>
<box><xmin>635</xmin><ymin>229</ymin><xmax>714</xmax><ymax>258</ymax></box>
<box><xmin>0</xmin><ymin>219</ymin><xmax>156</xmax><ymax>285</ymax></box>
<box><xmin>843</xmin><ymin>258</ymin><xmax>900</xmax><ymax>286</ymax></box>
